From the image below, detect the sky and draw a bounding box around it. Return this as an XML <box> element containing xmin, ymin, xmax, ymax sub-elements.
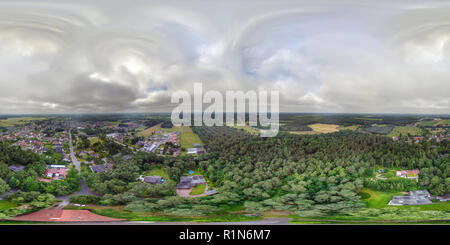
<box><xmin>0</xmin><ymin>0</ymin><xmax>449</xmax><ymax>114</ymax></box>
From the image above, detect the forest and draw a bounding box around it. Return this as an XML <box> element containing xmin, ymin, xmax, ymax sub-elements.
<box><xmin>78</xmin><ymin>126</ymin><xmax>448</xmax><ymax>217</ymax></box>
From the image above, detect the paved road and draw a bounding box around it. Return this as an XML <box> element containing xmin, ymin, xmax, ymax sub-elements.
<box><xmin>55</xmin><ymin>131</ymin><xmax>102</xmax><ymax>202</ymax></box>
<box><xmin>69</xmin><ymin>132</ymin><xmax>80</xmax><ymax>172</ymax></box>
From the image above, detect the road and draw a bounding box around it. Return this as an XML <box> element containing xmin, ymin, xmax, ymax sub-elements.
<box><xmin>55</xmin><ymin>131</ymin><xmax>102</xmax><ymax>202</ymax></box>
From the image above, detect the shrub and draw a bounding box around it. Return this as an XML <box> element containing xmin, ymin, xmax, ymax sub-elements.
<box><xmin>69</xmin><ymin>195</ymin><xmax>100</xmax><ymax>204</ymax></box>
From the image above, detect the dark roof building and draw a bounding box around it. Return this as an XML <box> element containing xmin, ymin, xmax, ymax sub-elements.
<box><xmin>177</xmin><ymin>175</ymin><xmax>206</xmax><ymax>189</ymax></box>
<box><xmin>8</xmin><ymin>164</ymin><xmax>25</xmax><ymax>172</ymax></box>
<box><xmin>143</xmin><ymin>176</ymin><xmax>162</xmax><ymax>184</ymax></box>
<box><xmin>409</xmin><ymin>190</ymin><xmax>431</xmax><ymax>198</ymax></box>
<box><xmin>90</xmin><ymin>164</ymin><xmax>112</xmax><ymax>173</ymax></box>
<box><xmin>389</xmin><ymin>190</ymin><xmax>433</xmax><ymax>206</ymax></box>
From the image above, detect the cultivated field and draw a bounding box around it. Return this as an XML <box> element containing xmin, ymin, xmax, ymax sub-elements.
<box><xmin>290</xmin><ymin>123</ymin><xmax>339</xmax><ymax>135</ymax></box>
<box><xmin>0</xmin><ymin>117</ymin><xmax>47</xmax><ymax>127</ymax></box>
<box><xmin>308</xmin><ymin>123</ymin><xmax>339</xmax><ymax>133</ymax></box>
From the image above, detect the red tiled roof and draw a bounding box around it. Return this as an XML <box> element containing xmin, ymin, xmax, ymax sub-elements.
<box><xmin>12</xmin><ymin>210</ymin><xmax>124</xmax><ymax>222</ymax></box>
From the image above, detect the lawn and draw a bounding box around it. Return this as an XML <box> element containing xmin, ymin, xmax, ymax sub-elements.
<box><xmin>394</xmin><ymin>200</ymin><xmax>450</xmax><ymax>211</ymax></box>
<box><xmin>0</xmin><ymin>200</ymin><xmax>17</xmax><ymax>211</ymax></box>
<box><xmin>189</xmin><ymin>184</ymin><xmax>206</xmax><ymax>196</ymax></box>
<box><xmin>387</xmin><ymin>126</ymin><xmax>424</xmax><ymax>137</ymax></box>
<box><xmin>145</xmin><ymin>168</ymin><xmax>169</xmax><ymax>180</ymax></box>
<box><xmin>360</xmin><ymin>188</ymin><xmax>401</xmax><ymax>208</ymax></box>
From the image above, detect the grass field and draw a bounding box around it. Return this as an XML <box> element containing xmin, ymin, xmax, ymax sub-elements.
<box><xmin>360</xmin><ymin>188</ymin><xmax>401</xmax><ymax>208</ymax></box>
<box><xmin>189</xmin><ymin>184</ymin><xmax>207</xmax><ymax>195</ymax></box>
<box><xmin>138</xmin><ymin>123</ymin><xmax>162</xmax><ymax>137</ymax></box>
<box><xmin>387</xmin><ymin>126</ymin><xmax>424</xmax><ymax>137</ymax></box>
<box><xmin>178</xmin><ymin>126</ymin><xmax>203</xmax><ymax>149</ymax></box>
<box><xmin>0</xmin><ymin>117</ymin><xmax>47</xmax><ymax>127</ymax></box>
<box><xmin>0</xmin><ymin>200</ymin><xmax>17</xmax><ymax>210</ymax></box>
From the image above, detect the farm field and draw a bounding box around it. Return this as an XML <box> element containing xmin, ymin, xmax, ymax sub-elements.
<box><xmin>419</xmin><ymin>119</ymin><xmax>450</xmax><ymax>127</ymax></box>
<box><xmin>387</xmin><ymin>126</ymin><xmax>425</xmax><ymax>137</ymax></box>
<box><xmin>290</xmin><ymin>123</ymin><xmax>339</xmax><ymax>135</ymax></box>
<box><xmin>308</xmin><ymin>123</ymin><xmax>339</xmax><ymax>133</ymax></box>
<box><xmin>0</xmin><ymin>117</ymin><xmax>47</xmax><ymax>127</ymax></box>
<box><xmin>138</xmin><ymin>123</ymin><xmax>162</xmax><ymax>137</ymax></box>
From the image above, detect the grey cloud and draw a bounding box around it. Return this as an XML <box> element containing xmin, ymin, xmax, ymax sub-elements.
<box><xmin>0</xmin><ymin>0</ymin><xmax>449</xmax><ymax>114</ymax></box>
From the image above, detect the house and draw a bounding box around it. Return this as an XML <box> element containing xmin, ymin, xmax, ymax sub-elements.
<box><xmin>396</xmin><ymin>169</ymin><xmax>419</xmax><ymax>179</ymax></box>
<box><xmin>392</xmin><ymin>136</ymin><xmax>399</xmax><ymax>141</ymax></box>
<box><xmin>187</xmin><ymin>148</ymin><xmax>205</xmax><ymax>155</ymax></box>
<box><xmin>143</xmin><ymin>176</ymin><xmax>162</xmax><ymax>184</ymax></box>
<box><xmin>90</xmin><ymin>163</ymin><xmax>112</xmax><ymax>173</ymax></box>
<box><xmin>54</xmin><ymin>147</ymin><xmax>63</xmax><ymax>154</ymax></box>
<box><xmin>193</xmin><ymin>143</ymin><xmax>202</xmax><ymax>148</ymax></box>
<box><xmin>388</xmin><ymin>189</ymin><xmax>432</xmax><ymax>206</ymax></box>
<box><xmin>39</xmin><ymin>165</ymin><xmax>67</xmax><ymax>182</ymax></box>
<box><xmin>8</xmin><ymin>164</ymin><xmax>25</xmax><ymax>172</ymax></box>
<box><xmin>136</xmin><ymin>175</ymin><xmax>162</xmax><ymax>184</ymax></box>
<box><xmin>177</xmin><ymin>175</ymin><xmax>206</xmax><ymax>189</ymax></box>
<box><xmin>409</xmin><ymin>190</ymin><xmax>431</xmax><ymax>198</ymax></box>
<box><xmin>437</xmin><ymin>194</ymin><xmax>450</xmax><ymax>202</ymax></box>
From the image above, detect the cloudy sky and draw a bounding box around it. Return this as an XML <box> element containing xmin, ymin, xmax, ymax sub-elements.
<box><xmin>0</xmin><ymin>0</ymin><xmax>449</xmax><ymax>114</ymax></box>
